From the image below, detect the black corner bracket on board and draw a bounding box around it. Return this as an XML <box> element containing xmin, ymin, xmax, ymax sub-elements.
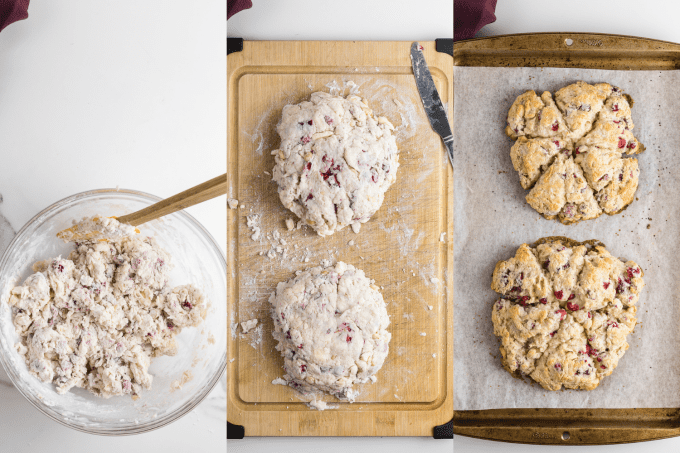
<box><xmin>434</xmin><ymin>418</ymin><xmax>453</xmax><ymax>439</ymax></box>
<box><xmin>228</xmin><ymin>421</ymin><xmax>245</xmax><ymax>439</ymax></box>
<box><xmin>435</xmin><ymin>38</ymin><xmax>453</xmax><ymax>57</ymax></box>
<box><xmin>228</xmin><ymin>37</ymin><xmax>243</xmax><ymax>55</ymax></box>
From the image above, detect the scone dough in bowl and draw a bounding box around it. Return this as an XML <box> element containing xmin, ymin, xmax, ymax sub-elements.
<box><xmin>269</xmin><ymin>261</ymin><xmax>391</xmax><ymax>403</ymax></box>
<box><xmin>490</xmin><ymin>237</ymin><xmax>644</xmax><ymax>391</ymax></box>
<box><xmin>505</xmin><ymin>82</ymin><xmax>645</xmax><ymax>224</ymax></box>
<box><xmin>272</xmin><ymin>92</ymin><xmax>399</xmax><ymax>236</ymax></box>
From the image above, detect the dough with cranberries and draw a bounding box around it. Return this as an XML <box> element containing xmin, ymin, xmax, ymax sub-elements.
<box><xmin>491</xmin><ymin>237</ymin><xmax>644</xmax><ymax>391</ymax></box>
<box><xmin>271</xmin><ymin>92</ymin><xmax>399</xmax><ymax>236</ymax></box>
<box><xmin>8</xmin><ymin>230</ymin><xmax>206</xmax><ymax>399</ymax></box>
<box><xmin>269</xmin><ymin>261</ymin><xmax>391</xmax><ymax>405</ymax></box>
<box><xmin>505</xmin><ymin>82</ymin><xmax>645</xmax><ymax>224</ymax></box>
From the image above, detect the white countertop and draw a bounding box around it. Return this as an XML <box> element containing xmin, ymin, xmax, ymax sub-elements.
<box><xmin>457</xmin><ymin>1</ymin><xmax>680</xmax><ymax>452</ymax></box>
<box><xmin>0</xmin><ymin>1</ymin><xmax>226</xmax><ymax>451</ymax></box>
<box><xmin>227</xmin><ymin>1</ymin><xmax>453</xmax><ymax>451</ymax></box>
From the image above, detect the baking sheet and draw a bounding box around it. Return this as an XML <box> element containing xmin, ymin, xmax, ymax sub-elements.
<box><xmin>454</xmin><ymin>66</ymin><xmax>680</xmax><ymax>410</ymax></box>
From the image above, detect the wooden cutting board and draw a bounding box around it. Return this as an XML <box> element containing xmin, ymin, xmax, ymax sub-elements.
<box><xmin>227</xmin><ymin>40</ymin><xmax>452</xmax><ymax>437</ymax></box>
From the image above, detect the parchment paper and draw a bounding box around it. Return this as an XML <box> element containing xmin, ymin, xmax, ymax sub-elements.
<box><xmin>454</xmin><ymin>66</ymin><xmax>680</xmax><ymax>410</ymax></box>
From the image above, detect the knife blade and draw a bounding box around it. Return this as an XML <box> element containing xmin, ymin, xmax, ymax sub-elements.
<box><xmin>410</xmin><ymin>42</ymin><xmax>453</xmax><ymax>168</ymax></box>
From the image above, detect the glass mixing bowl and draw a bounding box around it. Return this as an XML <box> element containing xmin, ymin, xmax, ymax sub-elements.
<box><xmin>0</xmin><ymin>189</ymin><xmax>226</xmax><ymax>435</ymax></box>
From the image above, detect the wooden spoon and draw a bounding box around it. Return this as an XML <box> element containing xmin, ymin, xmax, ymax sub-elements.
<box><xmin>57</xmin><ymin>173</ymin><xmax>227</xmax><ymax>242</ymax></box>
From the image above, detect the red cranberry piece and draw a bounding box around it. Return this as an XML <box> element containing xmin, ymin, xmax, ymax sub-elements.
<box><xmin>556</xmin><ymin>309</ymin><xmax>566</xmax><ymax>320</ymax></box>
<box><xmin>618</xmin><ymin>138</ymin><xmax>626</xmax><ymax>148</ymax></box>
<box><xmin>281</xmin><ymin>313</ymin><xmax>285</xmax><ymax>319</ymax></box>
<box><xmin>627</xmin><ymin>142</ymin><xmax>636</xmax><ymax>149</ymax></box>
<box><xmin>346</xmin><ymin>335</ymin><xmax>352</xmax><ymax>343</ymax></box>
<box><xmin>519</xmin><ymin>272</ymin><xmax>524</xmax><ymax>280</ymax></box>
<box><xmin>616</xmin><ymin>278</ymin><xmax>624</xmax><ymax>293</ymax></box>
<box><xmin>307</xmin><ymin>120</ymin><xmax>313</xmax><ymax>125</ymax></box>
<box><xmin>601</xmin><ymin>365</ymin><xmax>606</xmax><ymax>369</ymax></box>
<box><xmin>324</xmin><ymin>115</ymin><xmax>333</xmax><ymax>124</ymax></box>
<box><xmin>539</xmin><ymin>298</ymin><xmax>547</xmax><ymax>304</ymax></box>
<box><xmin>552</xmin><ymin>121</ymin><xmax>559</xmax><ymax>131</ymax></box>
<box><xmin>297</xmin><ymin>344</ymin><xmax>304</xmax><ymax>349</ymax></box>
<box><xmin>588</xmin><ymin>312</ymin><xmax>592</xmax><ymax>318</ymax></box>
<box><xmin>568</xmin><ymin>293</ymin><xmax>575</xmax><ymax>301</ymax></box>
<box><xmin>597</xmin><ymin>357</ymin><xmax>602</xmax><ymax>362</ymax></box>
<box><xmin>550</xmin><ymin>331</ymin><xmax>556</xmax><ymax>337</ymax></box>
<box><xmin>286</xmin><ymin>330</ymin><xmax>291</xmax><ymax>339</ymax></box>
<box><xmin>306</xmin><ymin>193</ymin><xmax>314</xmax><ymax>201</ymax></box>
<box><xmin>575</xmin><ymin>147</ymin><xmax>580</xmax><ymax>154</ymax></box>
<box><xmin>300</xmin><ymin>364</ymin><xmax>307</xmax><ymax>372</ymax></box>
<box><xmin>603</xmin><ymin>281</ymin><xmax>610</xmax><ymax>289</ymax></box>
<box><xmin>181</xmin><ymin>301</ymin><xmax>193</xmax><ymax>310</ymax></box>
<box><xmin>554</xmin><ymin>290</ymin><xmax>563</xmax><ymax>300</ymax></box>
<box><xmin>554</xmin><ymin>363</ymin><xmax>562</xmax><ymax>370</ymax></box>
<box><xmin>553</xmin><ymin>140</ymin><xmax>560</xmax><ymax>147</ymax></box>
<box><xmin>612</xmin><ymin>104</ymin><xmax>619</xmax><ymax>112</ymax></box>
<box><xmin>301</xmin><ymin>136</ymin><xmax>311</xmax><ymax>144</ymax></box>
<box><xmin>306</xmin><ymin>162</ymin><xmax>312</xmax><ymax>170</ymax></box>
<box><xmin>510</xmin><ymin>286</ymin><xmax>521</xmax><ymax>292</ymax></box>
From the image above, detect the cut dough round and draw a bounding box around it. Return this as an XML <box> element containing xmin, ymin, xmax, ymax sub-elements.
<box><xmin>272</xmin><ymin>92</ymin><xmax>399</xmax><ymax>236</ymax></box>
<box><xmin>269</xmin><ymin>261</ymin><xmax>391</xmax><ymax>401</ymax></box>
<box><xmin>505</xmin><ymin>81</ymin><xmax>645</xmax><ymax>224</ymax></box>
<box><xmin>490</xmin><ymin>237</ymin><xmax>644</xmax><ymax>391</ymax></box>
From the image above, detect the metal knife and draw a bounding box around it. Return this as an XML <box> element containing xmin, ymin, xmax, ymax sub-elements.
<box><xmin>410</xmin><ymin>42</ymin><xmax>453</xmax><ymax>168</ymax></box>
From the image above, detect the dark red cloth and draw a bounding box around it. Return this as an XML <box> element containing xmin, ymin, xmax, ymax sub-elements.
<box><xmin>228</xmin><ymin>0</ymin><xmax>252</xmax><ymax>20</ymax></box>
<box><xmin>454</xmin><ymin>0</ymin><xmax>496</xmax><ymax>42</ymax></box>
<box><xmin>0</xmin><ymin>0</ymin><xmax>29</xmax><ymax>33</ymax></box>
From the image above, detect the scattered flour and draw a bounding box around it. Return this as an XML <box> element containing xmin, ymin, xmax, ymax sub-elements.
<box><xmin>246</xmin><ymin>214</ymin><xmax>261</xmax><ymax>241</ymax></box>
<box><xmin>240</xmin><ymin>318</ymin><xmax>258</xmax><ymax>334</ymax></box>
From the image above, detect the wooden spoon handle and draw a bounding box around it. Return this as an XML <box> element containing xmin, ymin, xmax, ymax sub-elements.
<box><xmin>117</xmin><ymin>174</ymin><xmax>227</xmax><ymax>227</ymax></box>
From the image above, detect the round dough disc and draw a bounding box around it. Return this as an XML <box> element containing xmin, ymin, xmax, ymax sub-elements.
<box><xmin>272</xmin><ymin>92</ymin><xmax>399</xmax><ymax>236</ymax></box>
<box><xmin>269</xmin><ymin>261</ymin><xmax>391</xmax><ymax>401</ymax></box>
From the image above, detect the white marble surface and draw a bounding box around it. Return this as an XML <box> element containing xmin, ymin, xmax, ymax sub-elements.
<box><xmin>0</xmin><ymin>1</ymin><xmax>226</xmax><ymax>451</ymax></box>
<box><xmin>456</xmin><ymin>1</ymin><xmax>680</xmax><ymax>452</ymax></box>
<box><xmin>227</xmin><ymin>0</ymin><xmax>453</xmax><ymax>450</ymax></box>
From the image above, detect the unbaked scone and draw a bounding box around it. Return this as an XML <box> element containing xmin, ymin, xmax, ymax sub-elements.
<box><xmin>269</xmin><ymin>261</ymin><xmax>391</xmax><ymax>403</ymax></box>
<box><xmin>271</xmin><ymin>92</ymin><xmax>399</xmax><ymax>236</ymax></box>
<box><xmin>490</xmin><ymin>237</ymin><xmax>644</xmax><ymax>391</ymax></box>
<box><xmin>505</xmin><ymin>81</ymin><xmax>645</xmax><ymax>224</ymax></box>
